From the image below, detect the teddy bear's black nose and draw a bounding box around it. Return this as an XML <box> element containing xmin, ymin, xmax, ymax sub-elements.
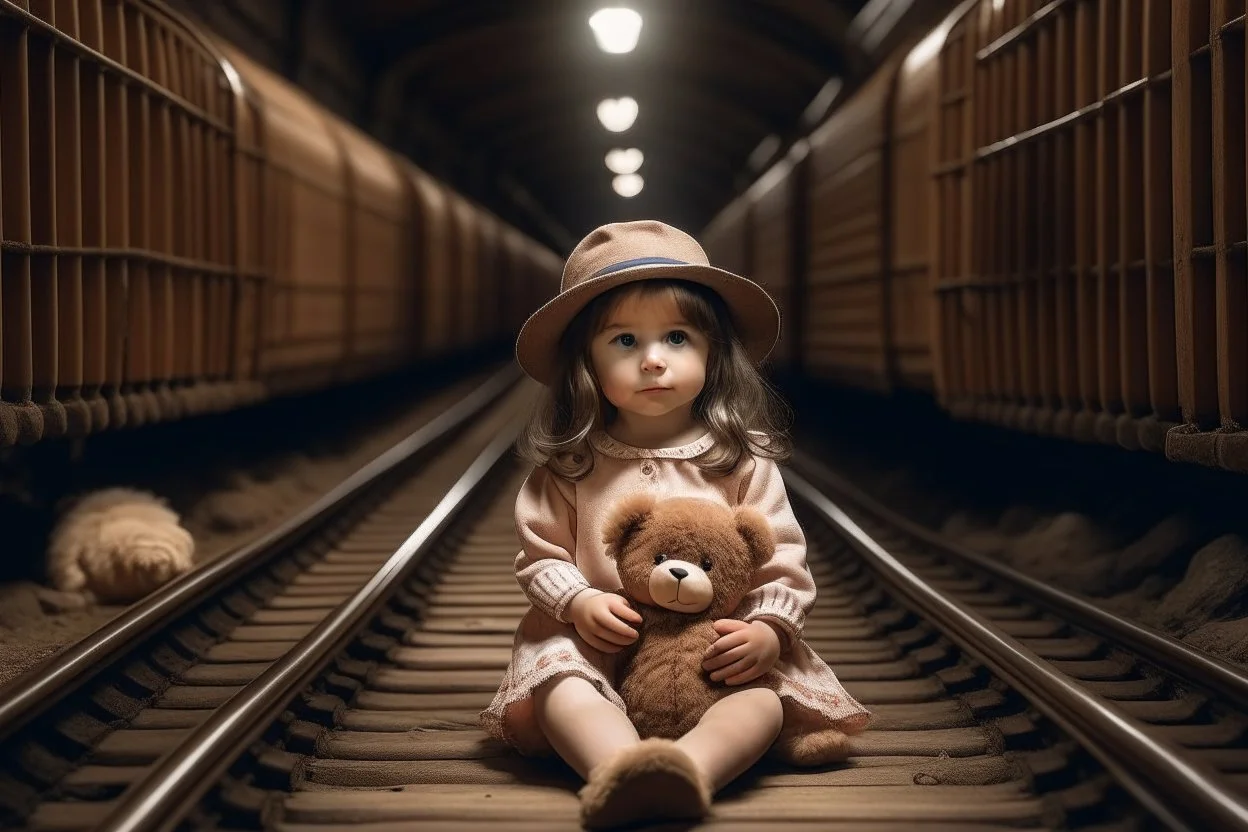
<box><xmin>669</xmin><ymin>566</ymin><xmax>688</xmax><ymax>580</ymax></box>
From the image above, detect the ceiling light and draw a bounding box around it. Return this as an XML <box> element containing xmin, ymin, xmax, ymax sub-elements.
<box><xmin>801</xmin><ymin>78</ymin><xmax>843</xmax><ymax>128</ymax></box>
<box><xmin>612</xmin><ymin>174</ymin><xmax>644</xmax><ymax>198</ymax></box>
<box><xmin>597</xmin><ymin>97</ymin><xmax>638</xmax><ymax>132</ymax></box>
<box><xmin>589</xmin><ymin>8</ymin><xmax>642</xmax><ymax>54</ymax></box>
<box><xmin>605</xmin><ymin>148</ymin><xmax>644</xmax><ymax>174</ymax></box>
<box><xmin>747</xmin><ymin>134</ymin><xmax>782</xmax><ymax>172</ymax></box>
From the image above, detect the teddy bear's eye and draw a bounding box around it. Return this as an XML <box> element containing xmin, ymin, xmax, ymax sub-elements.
<box><xmin>654</xmin><ymin>553</ymin><xmax>667</xmax><ymax>564</ymax></box>
<box><xmin>701</xmin><ymin>558</ymin><xmax>713</xmax><ymax>571</ymax></box>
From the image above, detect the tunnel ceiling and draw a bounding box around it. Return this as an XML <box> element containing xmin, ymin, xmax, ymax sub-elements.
<box><xmin>331</xmin><ymin>0</ymin><xmax>869</xmax><ymax>247</ymax></box>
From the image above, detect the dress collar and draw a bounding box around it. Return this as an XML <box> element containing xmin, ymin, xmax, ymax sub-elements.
<box><xmin>588</xmin><ymin>429</ymin><xmax>716</xmax><ymax>459</ymax></box>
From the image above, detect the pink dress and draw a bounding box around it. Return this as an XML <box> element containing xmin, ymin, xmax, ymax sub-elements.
<box><xmin>478</xmin><ymin>429</ymin><xmax>872</xmax><ymax>755</ymax></box>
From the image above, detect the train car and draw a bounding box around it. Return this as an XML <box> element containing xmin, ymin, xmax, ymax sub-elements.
<box><xmin>526</xmin><ymin>239</ymin><xmax>566</xmax><ymax>314</ymax></box>
<box><xmin>1168</xmin><ymin>0</ymin><xmax>1246</xmax><ymax>471</ymax></box>
<box><xmin>699</xmin><ymin>194</ymin><xmax>751</xmax><ymax>279</ymax></box>
<box><xmin>922</xmin><ymin>0</ymin><xmax>1193</xmax><ymax>458</ymax></box>
<box><xmin>444</xmin><ymin>191</ymin><xmax>480</xmax><ymax>354</ymax></box>
<box><xmin>326</xmin><ymin>118</ymin><xmax>415</xmax><ymax>382</ymax></box>
<box><xmin>214</xmin><ymin>39</ymin><xmax>361</xmax><ymax>395</ymax></box>
<box><xmin>0</xmin><ymin>0</ymin><xmax>244</xmax><ymax>447</ymax></box>
<box><xmin>887</xmin><ymin>20</ymin><xmax>947</xmax><ymax>395</ymax></box>
<box><xmin>745</xmin><ymin>146</ymin><xmax>806</xmax><ymax>371</ymax></box>
<box><xmin>497</xmin><ymin>225</ymin><xmax>528</xmax><ymax>337</ymax></box>
<box><xmin>0</xmin><ymin>0</ymin><xmax>559</xmax><ymax>451</ymax></box>
<box><xmin>398</xmin><ymin>161</ymin><xmax>456</xmax><ymax>359</ymax></box>
<box><xmin>802</xmin><ymin>54</ymin><xmax>903</xmax><ymax>392</ymax></box>
<box><xmin>929</xmin><ymin>0</ymin><xmax>1179</xmax><ymax>453</ymax></box>
<box><xmin>22</xmin><ymin>0</ymin><xmax>1248</xmax><ymax>481</ymax></box>
<box><xmin>705</xmin><ymin>0</ymin><xmax>1248</xmax><ymax>474</ymax></box>
<box><xmin>473</xmin><ymin>207</ymin><xmax>500</xmax><ymax>349</ymax></box>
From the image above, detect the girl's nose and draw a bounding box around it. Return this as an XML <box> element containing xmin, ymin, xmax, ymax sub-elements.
<box><xmin>641</xmin><ymin>349</ymin><xmax>666</xmax><ymax>372</ymax></box>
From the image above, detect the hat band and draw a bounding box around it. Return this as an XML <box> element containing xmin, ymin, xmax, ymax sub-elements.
<box><xmin>590</xmin><ymin>256</ymin><xmax>689</xmax><ymax>278</ymax></box>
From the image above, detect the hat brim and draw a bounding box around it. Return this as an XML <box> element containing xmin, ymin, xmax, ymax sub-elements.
<box><xmin>514</xmin><ymin>262</ymin><xmax>781</xmax><ymax>386</ymax></box>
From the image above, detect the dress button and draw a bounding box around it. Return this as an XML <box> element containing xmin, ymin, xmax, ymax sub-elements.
<box><xmin>641</xmin><ymin>461</ymin><xmax>655</xmax><ymax>476</ymax></box>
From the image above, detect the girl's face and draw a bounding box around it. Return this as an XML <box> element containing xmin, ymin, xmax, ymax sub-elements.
<box><xmin>589</xmin><ymin>288</ymin><xmax>710</xmax><ymax>421</ymax></box>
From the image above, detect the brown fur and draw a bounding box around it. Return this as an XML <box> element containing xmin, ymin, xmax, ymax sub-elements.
<box><xmin>46</xmin><ymin>487</ymin><xmax>194</xmax><ymax>604</ymax></box>
<box><xmin>603</xmin><ymin>495</ymin><xmax>774</xmax><ymax>740</ymax></box>
<box><xmin>603</xmin><ymin>494</ymin><xmax>854</xmax><ymax>767</ymax></box>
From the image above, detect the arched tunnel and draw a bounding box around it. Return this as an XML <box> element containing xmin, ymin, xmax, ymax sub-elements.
<box><xmin>1</xmin><ymin>1</ymin><xmax>1247</xmax><ymax>830</ymax></box>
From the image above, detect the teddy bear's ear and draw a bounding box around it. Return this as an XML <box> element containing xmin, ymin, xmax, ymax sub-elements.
<box><xmin>734</xmin><ymin>506</ymin><xmax>776</xmax><ymax>568</ymax></box>
<box><xmin>601</xmin><ymin>493</ymin><xmax>657</xmax><ymax>558</ymax></box>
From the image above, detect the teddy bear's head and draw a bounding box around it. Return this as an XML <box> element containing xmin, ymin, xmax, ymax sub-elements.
<box><xmin>602</xmin><ymin>494</ymin><xmax>775</xmax><ymax>617</ymax></box>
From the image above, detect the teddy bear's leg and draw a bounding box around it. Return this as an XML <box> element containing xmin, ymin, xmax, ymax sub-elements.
<box><xmin>772</xmin><ymin>725</ymin><xmax>852</xmax><ymax>767</ymax></box>
<box><xmin>578</xmin><ymin>737</ymin><xmax>711</xmax><ymax>830</ymax></box>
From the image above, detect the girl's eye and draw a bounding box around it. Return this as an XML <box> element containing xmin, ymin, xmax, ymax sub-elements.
<box><xmin>614</xmin><ymin>333</ymin><xmax>635</xmax><ymax>348</ymax></box>
<box><xmin>668</xmin><ymin>331</ymin><xmax>687</xmax><ymax>345</ymax></box>
<box><xmin>700</xmin><ymin>558</ymin><xmax>713</xmax><ymax>571</ymax></box>
<box><xmin>654</xmin><ymin>553</ymin><xmax>667</xmax><ymax>564</ymax></box>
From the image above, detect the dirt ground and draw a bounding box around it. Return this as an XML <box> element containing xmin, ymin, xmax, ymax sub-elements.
<box><xmin>0</xmin><ymin>363</ymin><xmax>515</xmax><ymax>688</ymax></box>
<box><xmin>788</xmin><ymin>383</ymin><xmax>1248</xmax><ymax>671</ymax></box>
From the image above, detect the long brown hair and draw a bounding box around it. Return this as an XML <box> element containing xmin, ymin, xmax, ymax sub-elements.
<box><xmin>516</xmin><ymin>279</ymin><xmax>792</xmax><ymax>480</ymax></box>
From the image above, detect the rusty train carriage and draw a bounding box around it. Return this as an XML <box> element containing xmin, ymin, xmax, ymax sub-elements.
<box><xmin>700</xmin><ymin>0</ymin><xmax>1248</xmax><ymax>476</ymax></box>
<box><xmin>745</xmin><ymin>150</ymin><xmax>802</xmax><ymax>368</ymax></box>
<box><xmin>8</xmin><ymin>0</ymin><xmax>1248</xmax><ymax>472</ymax></box>
<box><xmin>888</xmin><ymin>34</ymin><xmax>939</xmax><ymax>393</ymax></box>
<box><xmin>4</xmin><ymin>0</ymin><xmax>1248</xmax><ymax>483</ymax></box>
<box><xmin>0</xmin><ymin>0</ymin><xmax>560</xmax><ymax>449</ymax></box>
<box><xmin>699</xmin><ymin>195</ymin><xmax>750</xmax><ymax>280</ymax></box>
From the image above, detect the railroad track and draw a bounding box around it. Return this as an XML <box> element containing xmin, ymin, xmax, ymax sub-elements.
<box><xmin>0</xmin><ymin>365</ymin><xmax>528</xmax><ymax>831</ymax></box>
<box><xmin>5</xmin><ymin>402</ymin><xmax>1248</xmax><ymax>830</ymax></box>
<box><xmin>785</xmin><ymin>453</ymin><xmax>1248</xmax><ymax>832</ymax></box>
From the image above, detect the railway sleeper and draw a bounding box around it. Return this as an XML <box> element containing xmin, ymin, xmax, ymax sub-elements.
<box><xmin>164</xmin><ymin>463</ymin><xmax>1156</xmax><ymax>831</ymax></box>
<box><xmin>15</xmin><ymin>413</ymin><xmax>1243</xmax><ymax>830</ymax></box>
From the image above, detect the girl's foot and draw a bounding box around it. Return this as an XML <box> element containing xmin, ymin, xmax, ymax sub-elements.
<box><xmin>578</xmin><ymin>737</ymin><xmax>711</xmax><ymax>829</ymax></box>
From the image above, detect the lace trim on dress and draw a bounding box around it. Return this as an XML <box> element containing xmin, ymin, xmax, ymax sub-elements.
<box><xmin>588</xmin><ymin>429</ymin><xmax>716</xmax><ymax>460</ymax></box>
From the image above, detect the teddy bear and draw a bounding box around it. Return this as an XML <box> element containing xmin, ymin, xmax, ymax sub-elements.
<box><xmin>600</xmin><ymin>492</ymin><xmax>851</xmax><ymax>767</ymax></box>
<box><xmin>46</xmin><ymin>487</ymin><xmax>195</xmax><ymax>604</ymax></box>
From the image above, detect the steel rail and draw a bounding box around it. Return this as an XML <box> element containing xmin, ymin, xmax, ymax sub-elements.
<box><xmin>784</xmin><ymin>465</ymin><xmax>1248</xmax><ymax>832</ymax></box>
<box><xmin>92</xmin><ymin>414</ymin><xmax>523</xmax><ymax>832</ymax></box>
<box><xmin>788</xmin><ymin>450</ymin><xmax>1248</xmax><ymax>710</ymax></box>
<box><xmin>0</xmin><ymin>365</ymin><xmax>520</xmax><ymax>743</ymax></box>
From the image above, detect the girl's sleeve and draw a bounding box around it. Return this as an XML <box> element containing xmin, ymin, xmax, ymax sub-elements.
<box><xmin>736</xmin><ymin>454</ymin><xmax>816</xmax><ymax>650</ymax></box>
<box><xmin>513</xmin><ymin>466</ymin><xmax>591</xmax><ymax>623</ymax></box>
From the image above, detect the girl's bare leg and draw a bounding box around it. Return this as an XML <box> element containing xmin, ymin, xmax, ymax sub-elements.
<box><xmin>533</xmin><ymin>674</ymin><xmax>639</xmax><ymax>780</ymax></box>
<box><xmin>676</xmin><ymin>687</ymin><xmax>784</xmax><ymax>791</ymax></box>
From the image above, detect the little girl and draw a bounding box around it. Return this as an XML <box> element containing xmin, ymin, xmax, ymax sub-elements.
<box><xmin>480</xmin><ymin>220</ymin><xmax>871</xmax><ymax>829</ymax></box>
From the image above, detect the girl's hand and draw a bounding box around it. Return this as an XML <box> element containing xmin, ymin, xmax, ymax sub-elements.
<box><xmin>567</xmin><ymin>589</ymin><xmax>643</xmax><ymax>653</ymax></box>
<box><xmin>702</xmin><ymin>619</ymin><xmax>782</xmax><ymax>685</ymax></box>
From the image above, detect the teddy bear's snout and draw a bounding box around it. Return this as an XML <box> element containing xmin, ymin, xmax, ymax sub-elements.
<box><xmin>646</xmin><ymin>558</ymin><xmax>714</xmax><ymax>614</ymax></box>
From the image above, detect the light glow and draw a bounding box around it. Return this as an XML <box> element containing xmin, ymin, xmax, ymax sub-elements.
<box><xmin>605</xmin><ymin>148</ymin><xmax>644</xmax><ymax>174</ymax></box>
<box><xmin>904</xmin><ymin>7</ymin><xmax>960</xmax><ymax>74</ymax></box>
<box><xmin>747</xmin><ymin>134</ymin><xmax>782</xmax><ymax>172</ymax></box>
<box><xmin>612</xmin><ymin>173</ymin><xmax>644</xmax><ymax>197</ymax></box>
<box><xmin>589</xmin><ymin>8</ymin><xmax>643</xmax><ymax>54</ymax></box>
<box><xmin>597</xmin><ymin>97</ymin><xmax>638</xmax><ymax>132</ymax></box>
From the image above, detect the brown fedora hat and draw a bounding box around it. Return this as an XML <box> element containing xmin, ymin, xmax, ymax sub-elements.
<box><xmin>515</xmin><ymin>220</ymin><xmax>781</xmax><ymax>385</ymax></box>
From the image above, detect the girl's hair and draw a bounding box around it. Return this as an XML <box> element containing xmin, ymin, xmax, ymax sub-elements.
<box><xmin>516</xmin><ymin>278</ymin><xmax>793</xmax><ymax>480</ymax></box>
